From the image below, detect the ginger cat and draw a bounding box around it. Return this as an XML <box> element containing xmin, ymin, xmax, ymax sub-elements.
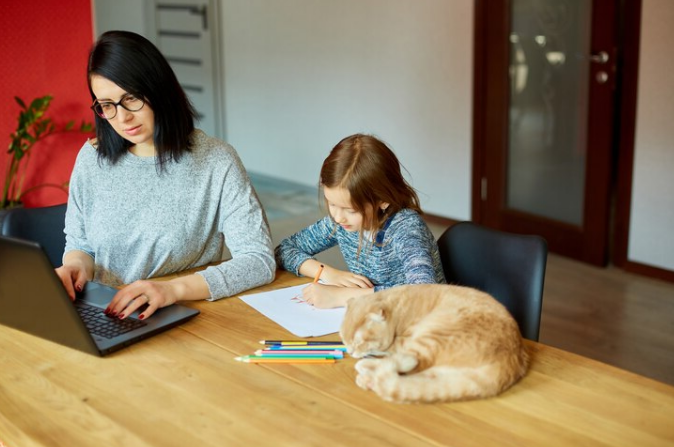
<box><xmin>339</xmin><ymin>284</ymin><xmax>529</xmax><ymax>404</ymax></box>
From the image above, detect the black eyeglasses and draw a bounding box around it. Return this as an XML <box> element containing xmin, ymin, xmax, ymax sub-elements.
<box><xmin>91</xmin><ymin>94</ymin><xmax>145</xmax><ymax>119</ymax></box>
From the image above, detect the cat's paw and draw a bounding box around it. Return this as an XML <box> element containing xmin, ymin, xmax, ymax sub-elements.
<box><xmin>355</xmin><ymin>371</ymin><xmax>374</xmax><ymax>390</ymax></box>
<box><xmin>355</xmin><ymin>359</ymin><xmax>378</xmax><ymax>390</ymax></box>
<box><xmin>394</xmin><ymin>353</ymin><xmax>419</xmax><ymax>373</ymax></box>
<box><xmin>355</xmin><ymin>358</ymin><xmax>379</xmax><ymax>375</ymax></box>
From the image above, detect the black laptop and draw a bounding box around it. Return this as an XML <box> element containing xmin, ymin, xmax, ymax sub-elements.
<box><xmin>0</xmin><ymin>235</ymin><xmax>200</xmax><ymax>356</ymax></box>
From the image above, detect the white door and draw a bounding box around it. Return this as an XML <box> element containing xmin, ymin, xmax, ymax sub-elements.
<box><xmin>154</xmin><ymin>0</ymin><xmax>224</xmax><ymax>138</ymax></box>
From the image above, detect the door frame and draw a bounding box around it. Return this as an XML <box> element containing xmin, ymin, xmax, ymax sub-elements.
<box><xmin>472</xmin><ymin>0</ymin><xmax>637</xmax><ymax>268</ymax></box>
<box><xmin>612</xmin><ymin>1</ymin><xmax>674</xmax><ymax>282</ymax></box>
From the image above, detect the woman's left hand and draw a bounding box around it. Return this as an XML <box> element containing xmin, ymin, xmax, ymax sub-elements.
<box><xmin>105</xmin><ymin>280</ymin><xmax>179</xmax><ymax>320</ymax></box>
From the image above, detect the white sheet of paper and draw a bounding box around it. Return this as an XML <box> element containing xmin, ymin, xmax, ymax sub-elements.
<box><xmin>239</xmin><ymin>284</ymin><xmax>346</xmax><ymax>337</ymax></box>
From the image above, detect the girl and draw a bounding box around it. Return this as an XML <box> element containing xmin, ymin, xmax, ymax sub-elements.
<box><xmin>275</xmin><ymin>134</ymin><xmax>446</xmax><ymax>308</ymax></box>
<box><xmin>56</xmin><ymin>31</ymin><xmax>275</xmax><ymax>319</ymax></box>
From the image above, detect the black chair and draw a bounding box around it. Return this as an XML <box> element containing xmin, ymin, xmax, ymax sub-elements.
<box><xmin>1</xmin><ymin>203</ymin><xmax>67</xmax><ymax>267</ymax></box>
<box><xmin>437</xmin><ymin>221</ymin><xmax>547</xmax><ymax>341</ymax></box>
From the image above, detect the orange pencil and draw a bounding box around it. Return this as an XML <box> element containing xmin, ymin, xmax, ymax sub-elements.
<box><xmin>234</xmin><ymin>356</ymin><xmax>335</xmax><ymax>364</ymax></box>
<box><xmin>313</xmin><ymin>264</ymin><xmax>325</xmax><ymax>284</ymax></box>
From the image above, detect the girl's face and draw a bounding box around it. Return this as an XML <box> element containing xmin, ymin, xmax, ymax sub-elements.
<box><xmin>324</xmin><ymin>186</ymin><xmax>369</xmax><ymax>232</ymax></box>
<box><xmin>90</xmin><ymin>74</ymin><xmax>156</xmax><ymax>156</ymax></box>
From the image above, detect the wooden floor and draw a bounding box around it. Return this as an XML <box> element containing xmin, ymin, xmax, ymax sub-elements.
<box><xmin>539</xmin><ymin>252</ymin><xmax>674</xmax><ymax>386</ymax></box>
<box><xmin>254</xmin><ymin>174</ymin><xmax>674</xmax><ymax>387</ymax></box>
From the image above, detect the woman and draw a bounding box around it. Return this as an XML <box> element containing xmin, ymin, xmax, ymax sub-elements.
<box><xmin>56</xmin><ymin>30</ymin><xmax>275</xmax><ymax>319</ymax></box>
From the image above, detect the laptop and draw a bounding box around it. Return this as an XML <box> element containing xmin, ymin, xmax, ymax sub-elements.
<box><xmin>0</xmin><ymin>235</ymin><xmax>200</xmax><ymax>356</ymax></box>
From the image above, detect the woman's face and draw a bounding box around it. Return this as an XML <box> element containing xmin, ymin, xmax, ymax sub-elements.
<box><xmin>90</xmin><ymin>74</ymin><xmax>155</xmax><ymax>155</ymax></box>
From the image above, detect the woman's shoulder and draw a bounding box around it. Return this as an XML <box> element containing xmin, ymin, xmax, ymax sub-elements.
<box><xmin>74</xmin><ymin>138</ymin><xmax>99</xmax><ymax>163</ymax></box>
<box><xmin>187</xmin><ymin>130</ymin><xmax>246</xmax><ymax>171</ymax></box>
<box><xmin>190</xmin><ymin>129</ymin><xmax>238</xmax><ymax>157</ymax></box>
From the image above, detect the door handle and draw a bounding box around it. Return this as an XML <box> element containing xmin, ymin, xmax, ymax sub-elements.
<box><xmin>191</xmin><ymin>5</ymin><xmax>208</xmax><ymax>31</ymax></box>
<box><xmin>590</xmin><ymin>51</ymin><xmax>609</xmax><ymax>64</ymax></box>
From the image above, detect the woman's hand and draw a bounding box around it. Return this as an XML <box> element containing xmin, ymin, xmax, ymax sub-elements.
<box><xmin>55</xmin><ymin>251</ymin><xmax>94</xmax><ymax>300</ymax></box>
<box><xmin>106</xmin><ymin>274</ymin><xmax>209</xmax><ymax>320</ymax></box>
<box><xmin>105</xmin><ymin>280</ymin><xmax>179</xmax><ymax>320</ymax></box>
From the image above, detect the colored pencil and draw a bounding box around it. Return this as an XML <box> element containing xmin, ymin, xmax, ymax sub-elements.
<box><xmin>313</xmin><ymin>264</ymin><xmax>325</xmax><ymax>283</ymax></box>
<box><xmin>259</xmin><ymin>340</ymin><xmax>344</xmax><ymax>346</ymax></box>
<box><xmin>264</xmin><ymin>345</ymin><xmax>346</xmax><ymax>351</ymax></box>
<box><xmin>256</xmin><ymin>348</ymin><xmax>344</xmax><ymax>354</ymax></box>
<box><xmin>249</xmin><ymin>354</ymin><xmax>339</xmax><ymax>360</ymax></box>
<box><xmin>255</xmin><ymin>349</ymin><xmax>344</xmax><ymax>357</ymax></box>
<box><xmin>234</xmin><ymin>356</ymin><xmax>335</xmax><ymax>364</ymax></box>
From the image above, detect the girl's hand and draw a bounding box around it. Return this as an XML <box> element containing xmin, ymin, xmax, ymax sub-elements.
<box><xmin>302</xmin><ymin>283</ymin><xmax>373</xmax><ymax>309</ymax></box>
<box><xmin>321</xmin><ymin>265</ymin><xmax>374</xmax><ymax>289</ymax></box>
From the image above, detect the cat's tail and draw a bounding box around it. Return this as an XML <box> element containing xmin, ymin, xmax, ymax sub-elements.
<box><xmin>368</xmin><ymin>358</ymin><xmax>528</xmax><ymax>404</ymax></box>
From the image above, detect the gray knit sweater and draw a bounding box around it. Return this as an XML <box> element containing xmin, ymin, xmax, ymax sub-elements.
<box><xmin>275</xmin><ymin>209</ymin><xmax>446</xmax><ymax>291</ymax></box>
<box><xmin>64</xmin><ymin>129</ymin><xmax>275</xmax><ymax>299</ymax></box>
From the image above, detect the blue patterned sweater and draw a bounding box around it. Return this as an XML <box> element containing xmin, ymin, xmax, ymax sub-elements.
<box><xmin>275</xmin><ymin>209</ymin><xmax>446</xmax><ymax>291</ymax></box>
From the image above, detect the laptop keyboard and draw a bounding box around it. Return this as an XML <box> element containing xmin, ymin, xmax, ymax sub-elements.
<box><xmin>76</xmin><ymin>302</ymin><xmax>147</xmax><ymax>339</ymax></box>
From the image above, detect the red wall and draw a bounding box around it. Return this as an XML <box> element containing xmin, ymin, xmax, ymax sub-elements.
<box><xmin>0</xmin><ymin>0</ymin><xmax>94</xmax><ymax>207</ymax></box>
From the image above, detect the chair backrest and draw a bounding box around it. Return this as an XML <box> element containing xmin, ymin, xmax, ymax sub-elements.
<box><xmin>437</xmin><ymin>221</ymin><xmax>547</xmax><ymax>341</ymax></box>
<box><xmin>1</xmin><ymin>204</ymin><xmax>67</xmax><ymax>267</ymax></box>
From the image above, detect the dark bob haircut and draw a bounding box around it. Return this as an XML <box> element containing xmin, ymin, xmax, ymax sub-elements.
<box><xmin>87</xmin><ymin>30</ymin><xmax>197</xmax><ymax>169</ymax></box>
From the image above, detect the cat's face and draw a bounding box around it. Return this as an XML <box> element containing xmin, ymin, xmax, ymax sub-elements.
<box><xmin>340</xmin><ymin>296</ymin><xmax>394</xmax><ymax>358</ymax></box>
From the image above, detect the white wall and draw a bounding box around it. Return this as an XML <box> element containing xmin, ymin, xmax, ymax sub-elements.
<box><xmin>220</xmin><ymin>0</ymin><xmax>473</xmax><ymax>220</ymax></box>
<box><xmin>92</xmin><ymin>0</ymin><xmax>154</xmax><ymax>38</ymax></box>
<box><xmin>628</xmin><ymin>0</ymin><xmax>674</xmax><ymax>271</ymax></box>
<box><xmin>91</xmin><ymin>0</ymin><xmax>674</xmax><ymax>273</ymax></box>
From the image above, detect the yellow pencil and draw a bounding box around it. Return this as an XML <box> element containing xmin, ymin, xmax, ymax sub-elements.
<box><xmin>234</xmin><ymin>356</ymin><xmax>335</xmax><ymax>364</ymax></box>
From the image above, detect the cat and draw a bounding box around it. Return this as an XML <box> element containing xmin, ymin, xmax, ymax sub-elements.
<box><xmin>339</xmin><ymin>283</ymin><xmax>529</xmax><ymax>404</ymax></box>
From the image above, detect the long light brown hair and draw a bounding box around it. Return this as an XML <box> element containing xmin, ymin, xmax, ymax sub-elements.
<box><xmin>320</xmin><ymin>134</ymin><xmax>421</xmax><ymax>242</ymax></box>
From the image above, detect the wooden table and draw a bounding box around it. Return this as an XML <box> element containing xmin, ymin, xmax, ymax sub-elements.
<box><xmin>1</xmin><ymin>270</ymin><xmax>673</xmax><ymax>447</ymax></box>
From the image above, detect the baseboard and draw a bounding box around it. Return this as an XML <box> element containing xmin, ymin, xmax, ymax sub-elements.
<box><xmin>623</xmin><ymin>260</ymin><xmax>674</xmax><ymax>284</ymax></box>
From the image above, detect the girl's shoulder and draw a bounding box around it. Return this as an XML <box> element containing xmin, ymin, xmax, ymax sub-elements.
<box><xmin>383</xmin><ymin>209</ymin><xmax>436</xmax><ymax>243</ymax></box>
<box><xmin>389</xmin><ymin>208</ymin><xmax>425</xmax><ymax>227</ymax></box>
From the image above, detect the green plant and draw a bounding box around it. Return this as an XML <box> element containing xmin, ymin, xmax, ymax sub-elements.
<box><xmin>2</xmin><ymin>95</ymin><xmax>93</xmax><ymax>209</ymax></box>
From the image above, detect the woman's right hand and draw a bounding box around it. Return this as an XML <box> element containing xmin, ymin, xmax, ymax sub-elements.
<box><xmin>55</xmin><ymin>251</ymin><xmax>94</xmax><ymax>300</ymax></box>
